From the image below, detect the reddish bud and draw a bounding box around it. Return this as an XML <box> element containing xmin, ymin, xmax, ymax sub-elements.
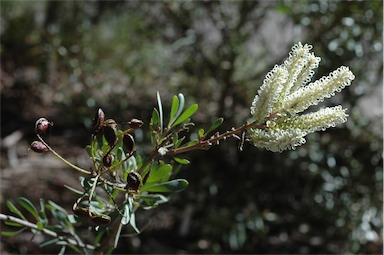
<box><xmin>30</xmin><ymin>141</ymin><xmax>49</xmax><ymax>153</ymax></box>
<box><xmin>103</xmin><ymin>125</ymin><xmax>117</xmax><ymax>147</ymax></box>
<box><xmin>73</xmin><ymin>207</ymin><xmax>90</xmax><ymax>218</ymax></box>
<box><xmin>35</xmin><ymin>118</ymin><xmax>52</xmax><ymax>134</ymax></box>
<box><xmin>126</xmin><ymin>171</ymin><xmax>141</xmax><ymax>192</ymax></box>
<box><xmin>127</xmin><ymin>118</ymin><xmax>143</xmax><ymax>129</ymax></box>
<box><xmin>123</xmin><ymin>134</ymin><xmax>135</xmax><ymax>154</ymax></box>
<box><xmin>93</xmin><ymin>108</ymin><xmax>105</xmax><ymax>136</ymax></box>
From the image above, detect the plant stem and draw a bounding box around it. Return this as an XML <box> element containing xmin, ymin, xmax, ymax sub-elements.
<box><xmin>0</xmin><ymin>213</ymin><xmax>95</xmax><ymax>251</ymax></box>
<box><xmin>37</xmin><ymin>134</ymin><xmax>92</xmax><ymax>175</ymax></box>
<box><xmin>167</xmin><ymin>119</ymin><xmax>265</xmax><ymax>156</ymax></box>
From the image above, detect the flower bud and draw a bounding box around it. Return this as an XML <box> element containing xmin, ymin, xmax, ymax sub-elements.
<box><xmin>103</xmin><ymin>154</ymin><xmax>114</xmax><ymax>167</ymax></box>
<box><xmin>93</xmin><ymin>108</ymin><xmax>105</xmax><ymax>136</ymax></box>
<box><xmin>103</xmin><ymin>125</ymin><xmax>117</xmax><ymax>147</ymax></box>
<box><xmin>30</xmin><ymin>141</ymin><xmax>49</xmax><ymax>153</ymax></box>
<box><xmin>127</xmin><ymin>118</ymin><xmax>143</xmax><ymax>129</ymax></box>
<box><xmin>126</xmin><ymin>172</ymin><xmax>141</xmax><ymax>192</ymax></box>
<box><xmin>91</xmin><ymin>214</ymin><xmax>111</xmax><ymax>226</ymax></box>
<box><xmin>73</xmin><ymin>207</ymin><xmax>90</xmax><ymax>218</ymax></box>
<box><xmin>123</xmin><ymin>134</ymin><xmax>135</xmax><ymax>154</ymax></box>
<box><xmin>35</xmin><ymin>118</ymin><xmax>52</xmax><ymax>134</ymax></box>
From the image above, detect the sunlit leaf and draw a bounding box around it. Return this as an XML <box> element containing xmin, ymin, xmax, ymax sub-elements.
<box><xmin>174</xmin><ymin>157</ymin><xmax>190</xmax><ymax>165</ymax></box>
<box><xmin>198</xmin><ymin>128</ymin><xmax>205</xmax><ymax>138</ymax></box>
<box><xmin>168</xmin><ymin>95</ymin><xmax>180</xmax><ymax>127</ymax></box>
<box><xmin>173</xmin><ymin>104</ymin><xmax>198</xmax><ymax>126</ymax></box>
<box><xmin>146</xmin><ymin>164</ymin><xmax>172</xmax><ymax>183</ymax></box>
<box><xmin>156</xmin><ymin>91</ymin><xmax>163</xmax><ymax>133</ymax></box>
<box><xmin>121</xmin><ymin>204</ymin><xmax>130</xmax><ymax>225</ymax></box>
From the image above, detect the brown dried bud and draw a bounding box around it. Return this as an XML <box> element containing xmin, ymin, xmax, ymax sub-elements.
<box><xmin>73</xmin><ymin>207</ymin><xmax>90</xmax><ymax>218</ymax></box>
<box><xmin>104</xmin><ymin>119</ymin><xmax>117</xmax><ymax>128</ymax></box>
<box><xmin>126</xmin><ymin>172</ymin><xmax>141</xmax><ymax>192</ymax></box>
<box><xmin>103</xmin><ymin>125</ymin><xmax>117</xmax><ymax>147</ymax></box>
<box><xmin>35</xmin><ymin>118</ymin><xmax>52</xmax><ymax>134</ymax></box>
<box><xmin>127</xmin><ymin>118</ymin><xmax>143</xmax><ymax>129</ymax></box>
<box><xmin>93</xmin><ymin>108</ymin><xmax>105</xmax><ymax>136</ymax></box>
<box><xmin>103</xmin><ymin>154</ymin><xmax>114</xmax><ymax>167</ymax></box>
<box><xmin>91</xmin><ymin>214</ymin><xmax>111</xmax><ymax>226</ymax></box>
<box><xmin>30</xmin><ymin>141</ymin><xmax>49</xmax><ymax>153</ymax></box>
<box><xmin>123</xmin><ymin>134</ymin><xmax>135</xmax><ymax>154</ymax></box>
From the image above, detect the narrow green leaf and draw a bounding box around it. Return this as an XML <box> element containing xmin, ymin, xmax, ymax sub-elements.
<box><xmin>156</xmin><ymin>92</ymin><xmax>163</xmax><ymax>133</ymax></box>
<box><xmin>58</xmin><ymin>245</ymin><xmax>66</xmax><ymax>255</ymax></box>
<box><xmin>36</xmin><ymin>221</ymin><xmax>44</xmax><ymax>231</ymax></box>
<box><xmin>151</xmin><ymin>108</ymin><xmax>159</xmax><ymax>127</ymax></box>
<box><xmin>172</xmin><ymin>104</ymin><xmax>198</xmax><ymax>126</ymax></box>
<box><xmin>18</xmin><ymin>197</ymin><xmax>38</xmax><ymax>220</ymax></box>
<box><xmin>168</xmin><ymin>95</ymin><xmax>179</xmax><ymax>127</ymax></box>
<box><xmin>206</xmin><ymin>117</ymin><xmax>224</xmax><ymax>135</ymax></box>
<box><xmin>64</xmin><ymin>185</ymin><xmax>83</xmax><ymax>195</ymax></box>
<box><xmin>4</xmin><ymin>221</ymin><xmax>23</xmax><ymax>227</ymax></box>
<box><xmin>113</xmin><ymin>222</ymin><xmax>123</xmax><ymax>248</ymax></box>
<box><xmin>129</xmin><ymin>212</ymin><xmax>140</xmax><ymax>234</ymax></box>
<box><xmin>141</xmin><ymin>179</ymin><xmax>189</xmax><ymax>193</ymax></box>
<box><xmin>39</xmin><ymin>237</ymin><xmax>61</xmax><ymax>247</ymax></box>
<box><xmin>1</xmin><ymin>228</ymin><xmax>27</xmax><ymax>237</ymax></box>
<box><xmin>174</xmin><ymin>157</ymin><xmax>190</xmax><ymax>165</ymax></box>
<box><xmin>6</xmin><ymin>201</ymin><xmax>26</xmax><ymax>220</ymax></box>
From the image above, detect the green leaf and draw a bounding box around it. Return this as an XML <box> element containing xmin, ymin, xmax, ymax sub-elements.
<box><xmin>172</xmin><ymin>104</ymin><xmax>198</xmax><ymax>126</ymax></box>
<box><xmin>64</xmin><ymin>185</ymin><xmax>83</xmax><ymax>195</ymax></box>
<box><xmin>18</xmin><ymin>197</ymin><xmax>38</xmax><ymax>220</ymax></box>
<box><xmin>39</xmin><ymin>237</ymin><xmax>61</xmax><ymax>247</ymax></box>
<box><xmin>206</xmin><ymin>117</ymin><xmax>224</xmax><ymax>135</ymax></box>
<box><xmin>151</xmin><ymin>108</ymin><xmax>159</xmax><ymax>127</ymax></box>
<box><xmin>1</xmin><ymin>228</ymin><xmax>27</xmax><ymax>237</ymax></box>
<box><xmin>129</xmin><ymin>212</ymin><xmax>140</xmax><ymax>234</ymax></box>
<box><xmin>141</xmin><ymin>179</ymin><xmax>189</xmax><ymax>193</ymax></box>
<box><xmin>4</xmin><ymin>221</ymin><xmax>23</xmax><ymax>227</ymax></box>
<box><xmin>198</xmin><ymin>128</ymin><xmax>205</xmax><ymax>138</ymax></box>
<box><xmin>168</xmin><ymin>95</ymin><xmax>179</xmax><ymax>127</ymax></box>
<box><xmin>156</xmin><ymin>91</ymin><xmax>163</xmax><ymax>133</ymax></box>
<box><xmin>6</xmin><ymin>201</ymin><xmax>26</xmax><ymax>220</ymax></box>
<box><xmin>174</xmin><ymin>157</ymin><xmax>190</xmax><ymax>165</ymax></box>
<box><xmin>146</xmin><ymin>164</ymin><xmax>172</xmax><ymax>183</ymax></box>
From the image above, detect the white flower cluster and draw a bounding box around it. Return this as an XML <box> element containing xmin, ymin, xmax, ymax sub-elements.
<box><xmin>248</xmin><ymin>42</ymin><xmax>355</xmax><ymax>152</ymax></box>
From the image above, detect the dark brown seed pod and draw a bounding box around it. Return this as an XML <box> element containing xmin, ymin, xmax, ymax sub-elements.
<box><xmin>73</xmin><ymin>207</ymin><xmax>90</xmax><ymax>218</ymax></box>
<box><xmin>103</xmin><ymin>154</ymin><xmax>114</xmax><ymax>167</ymax></box>
<box><xmin>35</xmin><ymin>118</ymin><xmax>52</xmax><ymax>134</ymax></box>
<box><xmin>126</xmin><ymin>172</ymin><xmax>142</xmax><ymax>192</ymax></box>
<box><xmin>93</xmin><ymin>108</ymin><xmax>105</xmax><ymax>136</ymax></box>
<box><xmin>30</xmin><ymin>141</ymin><xmax>49</xmax><ymax>153</ymax></box>
<box><xmin>103</xmin><ymin>125</ymin><xmax>117</xmax><ymax>147</ymax></box>
<box><xmin>123</xmin><ymin>134</ymin><xmax>135</xmax><ymax>154</ymax></box>
<box><xmin>127</xmin><ymin>118</ymin><xmax>143</xmax><ymax>129</ymax></box>
<box><xmin>91</xmin><ymin>214</ymin><xmax>111</xmax><ymax>226</ymax></box>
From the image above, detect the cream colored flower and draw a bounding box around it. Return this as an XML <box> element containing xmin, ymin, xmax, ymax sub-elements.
<box><xmin>248</xmin><ymin>42</ymin><xmax>355</xmax><ymax>152</ymax></box>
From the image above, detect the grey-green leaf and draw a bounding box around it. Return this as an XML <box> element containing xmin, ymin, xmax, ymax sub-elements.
<box><xmin>141</xmin><ymin>179</ymin><xmax>189</xmax><ymax>193</ymax></box>
<box><xmin>206</xmin><ymin>117</ymin><xmax>224</xmax><ymax>135</ymax></box>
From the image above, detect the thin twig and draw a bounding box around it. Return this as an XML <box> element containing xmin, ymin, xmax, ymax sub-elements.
<box><xmin>0</xmin><ymin>213</ymin><xmax>95</xmax><ymax>250</ymax></box>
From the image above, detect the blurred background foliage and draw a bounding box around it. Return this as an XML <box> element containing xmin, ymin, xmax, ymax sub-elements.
<box><xmin>1</xmin><ymin>0</ymin><xmax>382</xmax><ymax>254</ymax></box>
